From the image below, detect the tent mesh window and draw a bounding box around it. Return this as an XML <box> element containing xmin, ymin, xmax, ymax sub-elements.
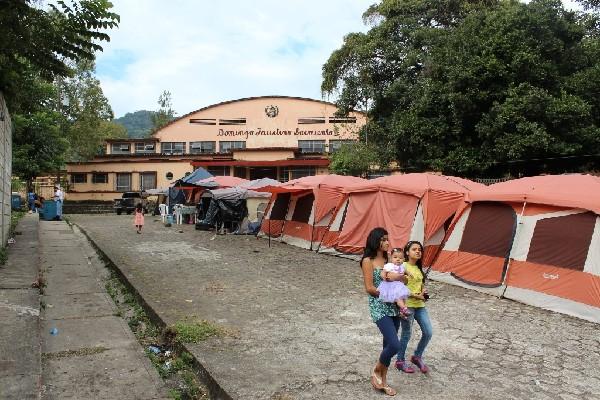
<box><xmin>291</xmin><ymin>194</ymin><xmax>314</xmax><ymax>223</ymax></box>
<box><xmin>269</xmin><ymin>193</ymin><xmax>291</xmax><ymax>220</ymax></box>
<box><xmin>459</xmin><ymin>202</ymin><xmax>516</xmax><ymax>257</ymax></box>
<box><xmin>527</xmin><ymin>212</ymin><xmax>596</xmax><ymax>271</ymax></box>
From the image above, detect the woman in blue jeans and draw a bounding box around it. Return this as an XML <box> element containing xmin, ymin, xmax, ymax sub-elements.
<box><xmin>395</xmin><ymin>240</ymin><xmax>433</xmax><ymax>374</ymax></box>
<box><xmin>360</xmin><ymin>227</ymin><xmax>407</xmax><ymax>396</ymax></box>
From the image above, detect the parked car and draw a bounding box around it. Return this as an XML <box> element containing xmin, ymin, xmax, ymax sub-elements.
<box><xmin>114</xmin><ymin>191</ymin><xmax>148</xmax><ymax>215</ymax></box>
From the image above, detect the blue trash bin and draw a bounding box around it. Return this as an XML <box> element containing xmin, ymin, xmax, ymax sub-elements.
<box><xmin>42</xmin><ymin>200</ymin><xmax>62</xmax><ymax>221</ymax></box>
<box><xmin>11</xmin><ymin>193</ymin><xmax>22</xmax><ymax>210</ymax></box>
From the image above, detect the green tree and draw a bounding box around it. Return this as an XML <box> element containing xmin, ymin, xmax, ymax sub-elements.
<box><xmin>322</xmin><ymin>0</ymin><xmax>600</xmax><ymax>176</ymax></box>
<box><xmin>4</xmin><ymin>1</ymin><xmax>120</xmax><ymax>182</ymax></box>
<box><xmin>329</xmin><ymin>142</ymin><xmax>378</xmax><ymax>177</ymax></box>
<box><xmin>53</xmin><ymin>61</ymin><xmax>126</xmax><ymax>160</ymax></box>
<box><xmin>0</xmin><ymin>0</ymin><xmax>119</xmax><ymax>109</ymax></box>
<box><xmin>151</xmin><ymin>90</ymin><xmax>176</xmax><ymax>131</ymax></box>
<box><xmin>115</xmin><ymin>110</ymin><xmax>155</xmax><ymax>138</ymax></box>
<box><xmin>12</xmin><ymin>111</ymin><xmax>69</xmax><ymax>184</ymax></box>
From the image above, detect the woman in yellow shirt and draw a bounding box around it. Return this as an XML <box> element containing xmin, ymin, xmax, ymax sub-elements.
<box><xmin>395</xmin><ymin>241</ymin><xmax>433</xmax><ymax>374</ymax></box>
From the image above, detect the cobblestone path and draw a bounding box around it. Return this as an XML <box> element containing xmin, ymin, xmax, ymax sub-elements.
<box><xmin>70</xmin><ymin>215</ymin><xmax>600</xmax><ymax>400</ymax></box>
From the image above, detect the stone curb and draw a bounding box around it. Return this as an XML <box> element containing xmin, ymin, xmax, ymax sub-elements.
<box><xmin>73</xmin><ymin>222</ymin><xmax>233</xmax><ymax>400</ymax></box>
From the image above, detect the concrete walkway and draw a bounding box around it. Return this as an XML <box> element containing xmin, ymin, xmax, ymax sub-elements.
<box><xmin>0</xmin><ymin>214</ymin><xmax>41</xmax><ymax>399</ymax></box>
<box><xmin>69</xmin><ymin>214</ymin><xmax>600</xmax><ymax>400</ymax></box>
<box><xmin>0</xmin><ymin>214</ymin><xmax>168</xmax><ymax>400</ymax></box>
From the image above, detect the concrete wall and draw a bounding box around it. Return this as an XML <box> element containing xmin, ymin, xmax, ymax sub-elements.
<box><xmin>0</xmin><ymin>93</ymin><xmax>12</xmax><ymax>245</ymax></box>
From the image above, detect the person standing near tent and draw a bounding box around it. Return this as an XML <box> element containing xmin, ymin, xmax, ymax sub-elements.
<box><xmin>27</xmin><ymin>190</ymin><xmax>36</xmax><ymax>213</ymax></box>
<box><xmin>360</xmin><ymin>227</ymin><xmax>407</xmax><ymax>396</ymax></box>
<box><xmin>134</xmin><ymin>203</ymin><xmax>145</xmax><ymax>234</ymax></box>
<box><xmin>53</xmin><ymin>185</ymin><xmax>64</xmax><ymax>219</ymax></box>
<box><xmin>395</xmin><ymin>241</ymin><xmax>433</xmax><ymax>374</ymax></box>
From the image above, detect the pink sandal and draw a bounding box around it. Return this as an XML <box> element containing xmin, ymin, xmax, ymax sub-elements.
<box><xmin>395</xmin><ymin>359</ymin><xmax>415</xmax><ymax>373</ymax></box>
<box><xmin>411</xmin><ymin>355</ymin><xmax>429</xmax><ymax>373</ymax></box>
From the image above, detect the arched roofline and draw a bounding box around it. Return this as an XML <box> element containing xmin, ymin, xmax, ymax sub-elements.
<box><xmin>151</xmin><ymin>95</ymin><xmax>366</xmax><ymax>136</ymax></box>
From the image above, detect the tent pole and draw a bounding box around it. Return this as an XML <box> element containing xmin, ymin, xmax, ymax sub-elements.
<box><xmin>500</xmin><ymin>201</ymin><xmax>527</xmax><ymax>298</ymax></box>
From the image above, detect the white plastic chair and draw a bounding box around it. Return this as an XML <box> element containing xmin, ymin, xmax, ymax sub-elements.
<box><xmin>173</xmin><ymin>204</ymin><xmax>183</xmax><ymax>225</ymax></box>
<box><xmin>158</xmin><ymin>203</ymin><xmax>168</xmax><ymax>223</ymax></box>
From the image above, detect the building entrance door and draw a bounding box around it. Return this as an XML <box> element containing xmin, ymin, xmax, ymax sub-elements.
<box><xmin>249</xmin><ymin>167</ymin><xmax>277</xmax><ymax>180</ymax></box>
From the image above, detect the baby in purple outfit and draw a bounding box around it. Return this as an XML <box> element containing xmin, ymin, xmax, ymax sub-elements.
<box><xmin>377</xmin><ymin>248</ymin><xmax>412</xmax><ymax>318</ymax></box>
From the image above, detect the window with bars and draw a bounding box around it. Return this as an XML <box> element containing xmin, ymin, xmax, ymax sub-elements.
<box><xmin>328</xmin><ymin>140</ymin><xmax>354</xmax><ymax>153</ymax></box>
<box><xmin>111</xmin><ymin>143</ymin><xmax>131</xmax><ymax>154</ymax></box>
<box><xmin>161</xmin><ymin>142</ymin><xmax>186</xmax><ymax>155</ymax></box>
<box><xmin>135</xmin><ymin>142</ymin><xmax>156</xmax><ymax>154</ymax></box>
<box><xmin>207</xmin><ymin>166</ymin><xmax>231</xmax><ymax>176</ymax></box>
<box><xmin>298</xmin><ymin>140</ymin><xmax>325</xmax><ymax>154</ymax></box>
<box><xmin>116</xmin><ymin>173</ymin><xmax>132</xmax><ymax>192</ymax></box>
<box><xmin>71</xmin><ymin>173</ymin><xmax>87</xmax><ymax>184</ymax></box>
<box><xmin>140</xmin><ymin>172</ymin><xmax>157</xmax><ymax>190</ymax></box>
<box><xmin>92</xmin><ymin>173</ymin><xmax>108</xmax><ymax>184</ymax></box>
<box><xmin>190</xmin><ymin>141</ymin><xmax>216</xmax><ymax>154</ymax></box>
<box><xmin>279</xmin><ymin>167</ymin><xmax>316</xmax><ymax>182</ymax></box>
<box><xmin>219</xmin><ymin>141</ymin><xmax>245</xmax><ymax>153</ymax></box>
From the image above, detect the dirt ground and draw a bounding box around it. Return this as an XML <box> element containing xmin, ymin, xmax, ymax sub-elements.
<box><xmin>68</xmin><ymin>214</ymin><xmax>600</xmax><ymax>400</ymax></box>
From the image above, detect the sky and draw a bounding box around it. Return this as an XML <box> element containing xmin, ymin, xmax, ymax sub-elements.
<box><xmin>96</xmin><ymin>0</ymin><xmax>584</xmax><ymax>119</ymax></box>
<box><xmin>95</xmin><ymin>0</ymin><xmax>374</xmax><ymax>118</ymax></box>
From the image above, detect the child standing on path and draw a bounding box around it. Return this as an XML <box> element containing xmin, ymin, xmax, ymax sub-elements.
<box><xmin>378</xmin><ymin>248</ymin><xmax>412</xmax><ymax>318</ymax></box>
<box><xmin>134</xmin><ymin>203</ymin><xmax>144</xmax><ymax>234</ymax></box>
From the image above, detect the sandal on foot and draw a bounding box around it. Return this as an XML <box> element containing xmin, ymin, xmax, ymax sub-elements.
<box><xmin>371</xmin><ymin>368</ymin><xmax>383</xmax><ymax>390</ymax></box>
<box><xmin>411</xmin><ymin>355</ymin><xmax>429</xmax><ymax>373</ymax></box>
<box><xmin>395</xmin><ymin>359</ymin><xmax>415</xmax><ymax>373</ymax></box>
<box><xmin>382</xmin><ymin>386</ymin><xmax>397</xmax><ymax>396</ymax></box>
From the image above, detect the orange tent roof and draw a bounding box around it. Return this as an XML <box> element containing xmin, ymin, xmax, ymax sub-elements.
<box><xmin>258</xmin><ymin>175</ymin><xmax>367</xmax><ymax>222</ymax></box>
<box><xmin>469</xmin><ymin>174</ymin><xmax>600</xmax><ymax>214</ymax></box>
<box><xmin>257</xmin><ymin>174</ymin><xmax>365</xmax><ymax>194</ymax></box>
<box><xmin>343</xmin><ymin>173</ymin><xmax>483</xmax><ymax>195</ymax></box>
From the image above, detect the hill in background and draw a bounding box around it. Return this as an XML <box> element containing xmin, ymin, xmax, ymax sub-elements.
<box><xmin>114</xmin><ymin>110</ymin><xmax>155</xmax><ymax>138</ymax></box>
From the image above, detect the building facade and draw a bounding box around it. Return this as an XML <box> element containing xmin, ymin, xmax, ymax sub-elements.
<box><xmin>66</xmin><ymin>96</ymin><xmax>366</xmax><ymax>201</ymax></box>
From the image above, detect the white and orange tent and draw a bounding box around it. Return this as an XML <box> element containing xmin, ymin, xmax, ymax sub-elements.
<box><xmin>259</xmin><ymin>175</ymin><xmax>366</xmax><ymax>249</ymax></box>
<box><xmin>318</xmin><ymin>174</ymin><xmax>483</xmax><ymax>263</ymax></box>
<box><xmin>430</xmin><ymin>174</ymin><xmax>600</xmax><ymax>323</ymax></box>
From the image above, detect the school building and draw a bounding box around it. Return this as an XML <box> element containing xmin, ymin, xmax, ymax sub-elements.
<box><xmin>66</xmin><ymin>96</ymin><xmax>366</xmax><ymax>201</ymax></box>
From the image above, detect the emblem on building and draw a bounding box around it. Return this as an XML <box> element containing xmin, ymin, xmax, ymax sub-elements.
<box><xmin>265</xmin><ymin>105</ymin><xmax>279</xmax><ymax>118</ymax></box>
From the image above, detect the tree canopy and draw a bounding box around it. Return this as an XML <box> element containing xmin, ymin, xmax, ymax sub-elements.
<box><xmin>2</xmin><ymin>1</ymin><xmax>121</xmax><ymax>181</ymax></box>
<box><xmin>151</xmin><ymin>90</ymin><xmax>177</xmax><ymax>132</ymax></box>
<box><xmin>53</xmin><ymin>61</ymin><xmax>126</xmax><ymax>161</ymax></box>
<box><xmin>329</xmin><ymin>142</ymin><xmax>379</xmax><ymax>177</ymax></box>
<box><xmin>114</xmin><ymin>110</ymin><xmax>155</xmax><ymax>138</ymax></box>
<box><xmin>322</xmin><ymin>0</ymin><xmax>600</xmax><ymax>177</ymax></box>
<box><xmin>1</xmin><ymin>0</ymin><xmax>119</xmax><ymax>107</ymax></box>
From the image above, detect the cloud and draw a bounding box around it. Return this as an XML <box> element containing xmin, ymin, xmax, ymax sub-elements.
<box><xmin>98</xmin><ymin>1</ymin><xmax>582</xmax><ymax>118</ymax></box>
<box><xmin>95</xmin><ymin>0</ymin><xmax>373</xmax><ymax>118</ymax></box>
